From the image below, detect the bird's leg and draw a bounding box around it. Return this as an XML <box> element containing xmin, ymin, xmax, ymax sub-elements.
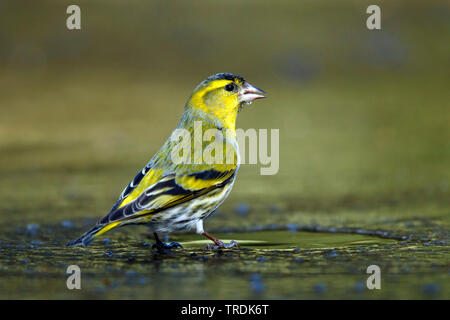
<box><xmin>152</xmin><ymin>232</ymin><xmax>183</xmax><ymax>251</ymax></box>
<box><xmin>202</xmin><ymin>231</ymin><xmax>239</xmax><ymax>250</ymax></box>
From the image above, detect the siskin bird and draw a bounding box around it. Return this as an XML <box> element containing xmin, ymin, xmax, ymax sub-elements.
<box><xmin>67</xmin><ymin>73</ymin><xmax>265</xmax><ymax>250</ymax></box>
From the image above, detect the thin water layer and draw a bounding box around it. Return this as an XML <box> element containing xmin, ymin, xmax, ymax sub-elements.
<box><xmin>0</xmin><ymin>224</ymin><xmax>447</xmax><ymax>299</ymax></box>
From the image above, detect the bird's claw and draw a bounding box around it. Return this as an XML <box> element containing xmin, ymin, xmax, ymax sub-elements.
<box><xmin>152</xmin><ymin>241</ymin><xmax>183</xmax><ymax>251</ymax></box>
<box><xmin>203</xmin><ymin>240</ymin><xmax>240</xmax><ymax>250</ymax></box>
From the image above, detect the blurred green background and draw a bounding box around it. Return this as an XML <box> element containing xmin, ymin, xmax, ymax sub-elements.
<box><xmin>0</xmin><ymin>0</ymin><xmax>448</xmax><ymax>299</ymax></box>
<box><xmin>1</xmin><ymin>0</ymin><xmax>448</xmax><ymax>222</ymax></box>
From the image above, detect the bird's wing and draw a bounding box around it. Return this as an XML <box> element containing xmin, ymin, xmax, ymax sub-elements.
<box><xmin>98</xmin><ymin>167</ymin><xmax>236</xmax><ymax>225</ymax></box>
<box><xmin>107</xmin><ymin>162</ymin><xmax>162</xmax><ymax>214</ymax></box>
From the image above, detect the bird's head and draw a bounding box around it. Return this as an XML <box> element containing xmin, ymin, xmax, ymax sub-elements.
<box><xmin>186</xmin><ymin>73</ymin><xmax>265</xmax><ymax>130</ymax></box>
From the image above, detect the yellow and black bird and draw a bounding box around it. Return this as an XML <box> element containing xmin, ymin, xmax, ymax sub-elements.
<box><xmin>67</xmin><ymin>73</ymin><xmax>265</xmax><ymax>250</ymax></box>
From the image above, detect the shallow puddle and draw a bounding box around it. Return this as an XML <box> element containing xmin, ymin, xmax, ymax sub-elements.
<box><xmin>175</xmin><ymin>231</ymin><xmax>397</xmax><ymax>249</ymax></box>
<box><xmin>0</xmin><ymin>224</ymin><xmax>447</xmax><ymax>299</ymax></box>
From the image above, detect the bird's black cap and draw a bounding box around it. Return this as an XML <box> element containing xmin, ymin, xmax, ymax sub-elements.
<box><xmin>206</xmin><ymin>73</ymin><xmax>245</xmax><ymax>83</ymax></box>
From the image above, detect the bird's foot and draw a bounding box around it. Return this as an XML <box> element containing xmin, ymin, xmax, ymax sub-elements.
<box><xmin>203</xmin><ymin>240</ymin><xmax>239</xmax><ymax>251</ymax></box>
<box><xmin>152</xmin><ymin>241</ymin><xmax>183</xmax><ymax>252</ymax></box>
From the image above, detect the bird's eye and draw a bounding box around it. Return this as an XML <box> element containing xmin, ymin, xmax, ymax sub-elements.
<box><xmin>225</xmin><ymin>83</ymin><xmax>236</xmax><ymax>92</ymax></box>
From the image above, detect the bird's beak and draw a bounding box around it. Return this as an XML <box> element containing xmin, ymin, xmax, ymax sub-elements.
<box><xmin>239</xmin><ymin>82</ymin><xmax>266</xmax><ymax>104</ymax></box>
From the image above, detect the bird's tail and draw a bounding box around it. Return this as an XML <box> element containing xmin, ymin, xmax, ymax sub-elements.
<box><xmin>66</xmin><ymin>221</ymin><xmax>120</xmax><ymax>247</ymax></box>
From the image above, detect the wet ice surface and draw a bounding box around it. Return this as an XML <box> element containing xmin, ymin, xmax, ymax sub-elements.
<box><xmin>0</xmin><ymin>222</ymin><xmax>448</xmax><ymax>299</ymax></box>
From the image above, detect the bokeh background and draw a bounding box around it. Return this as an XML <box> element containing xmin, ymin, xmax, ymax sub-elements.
<box><xmin>0</xmin><ymin>0</ymin><xmax>448</xmax><ymax>299</ymax></box>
